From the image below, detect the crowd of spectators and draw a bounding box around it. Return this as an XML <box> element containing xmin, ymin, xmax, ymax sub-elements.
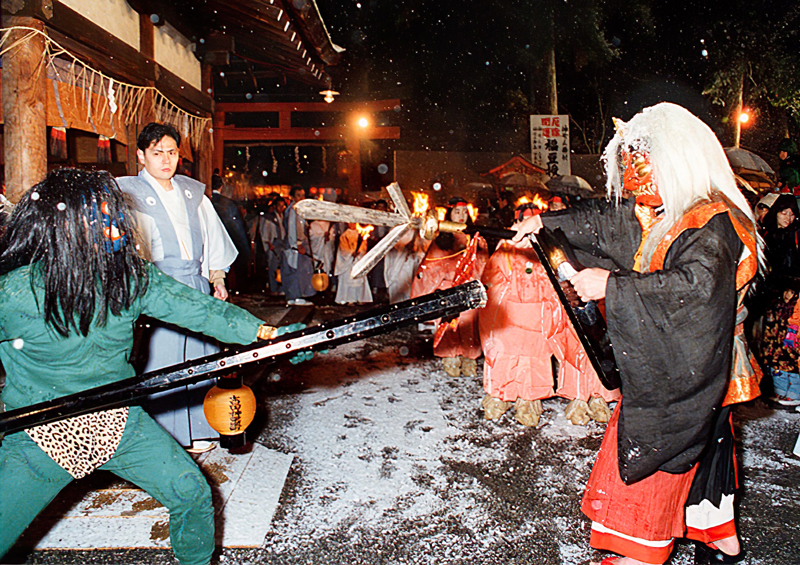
<box><xmin>746</xmin><ymin>138</ymin><xmax>800</xmax><ymax>408</ymax></box>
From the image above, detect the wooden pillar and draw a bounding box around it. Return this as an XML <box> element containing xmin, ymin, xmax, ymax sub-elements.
<box><xmin>279</xmin><ymin>110</ymin><xmax>290</xmax><ymax>130</ymax></box>
<box><xmin>196</xmin><ymin>64</ymin><xmax>214</xmax><ymax>188</ymax></box>
<box><xmin>346</xmin><ymin>135</ymin><xmax>361</xmax><ymax>196</ymax></box>
<box><xmin>196</xmin><ymin>131</ymin><xmax>213</xmax><ymax>193</ymax></box>
<box><xmin>2</xmin><ymin>17</ymin><xmax>47</xmax><ymax>203</ymax></box>
<box><xmin>138</xmin><ymin>13</ymin><xmax>156</xmax><ymax>125</ymax></box>
<box><xmin>125</xmin><ymin>122</ymin><xmax>140</xmax><ymax>175</ymax></box>
<box><xmin>212</xmin><ymin>110</ymin><xmax>224</xmax><ymax>174</ymax></box>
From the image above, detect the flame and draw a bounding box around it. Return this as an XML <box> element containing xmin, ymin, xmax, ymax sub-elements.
<box><xmin>436</xmin><ymin>207</ymin><xmax>447</xmax><ymax>221</ymax></box>
<box><xmin>411</xmin><ymin>191</ymin><xmax>430</xmax><ymax>216</ymax></box>
<box><xmin>318</xmin><ymin>194</ymin><xmax>324</xmax><ymax>200</ymax></box>
<box><xmin>355</xmin><ymin>223</ymin><xmax>374</xmax><ymax>238</ymax></box>
<box><xmin>532</xmin><ymin>194</ymin><xmax>548</xmax><ymax>210</ymax></box>
<box><xmin>516</xmin><ymin>194</ymin><xmax>548</xmax><ymax>211</ymax></box>
<box><xmin>466</xmin><ymin>203</ymin><xmax>479</xmax><ymax>223</ymax></box>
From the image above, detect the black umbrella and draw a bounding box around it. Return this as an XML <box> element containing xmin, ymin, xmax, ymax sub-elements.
<box><xmin>545</xmin><ymin>175</ymin><xmax>596</xmax><ymax>196</ymax></box>
<box><xmin>724</xmin><ymin>148</ymin><xmax>775</xmax><ymax>175</ymax></box>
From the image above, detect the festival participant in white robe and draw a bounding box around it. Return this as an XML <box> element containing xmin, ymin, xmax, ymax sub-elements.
<box><xmin>335</xmin><ymin>223</ymin><xmax>373</xmax><ymax>305</ymax></box>
<box><xmin>384</xmin><ymin>229</ymin><xmax>427</xmax><ymax>304</ymax></box>
<box><xmin>282</xmin><ymin>186</ymin><xmax>316</xmax><ymax>306</ymax></box>
<box><xmin>117</xmin><ymin>122</ymin><xmax>238</xmax><ymax>454</ymax></box>
<box><xmin>258</xmin><ymin>195</ymin><xmax>287</xmax><ymax>296</ymax></box>
<box><xmin>309</xmin><ymin>219</ymin><xmax>336</xmax><ymax>276</ymax></box>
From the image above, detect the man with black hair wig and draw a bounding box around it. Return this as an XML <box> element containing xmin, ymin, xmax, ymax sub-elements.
<box><xmin>0</xmin><ymin>168</ymin><xmax>277</xmax><ymax>565</ymax></box>
<box><xmin>117</xmin><ymin>122</ymin><xmax>239</xmax><ymax>452</ymax></box>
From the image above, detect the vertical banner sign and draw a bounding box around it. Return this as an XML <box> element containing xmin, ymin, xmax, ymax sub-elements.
<box><xmin>530</xmin><ymin>115</ymin><xmax>571</xmax><ymax>176</ymax></box>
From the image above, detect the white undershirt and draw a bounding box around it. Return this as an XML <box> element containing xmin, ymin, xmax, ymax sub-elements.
<box><xmin>142</xmin><ymin>170</ymin><xmax>194</xmax><ymax>259</ymax></box>
<box><xmin>135</xmin><ymin>169</ymin><xmax>238</xmax><ymax>279</ymax></box>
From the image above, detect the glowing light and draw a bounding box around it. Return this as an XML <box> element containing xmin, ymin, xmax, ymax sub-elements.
<box><xmin>355</xmin><ymin>223</ymin><xmax>374</xmax><ymax>238</ymax></box>
<box><xmin>516</xmin><ymin>194</ymin><xmax>549</xmax><ymax>211</ymax></box>
<box><xmin>466</xmin><ymin>203</ymin><xmax>479</xmax><ymax>223</ymax></box>
<box><xmin>738</xmin><ymin>111</ymin><xmax>750</xmax><ymax>124</ymax></box>
<box><xmin>357</xmin><ymin>116</ymin><xmax>369</xmax><ymax>128</ymax></box>
<box><xmin>319</xmin><ymin>89</ymin><xmax>339</xmax><ymax>103</ymax></box>
<box><xmin>432</xmin><ymin>182</ymin><xmax>442</xmax><ymax>191</ymax></box>
<box><xmin>411</xmin><ymin>191</ymin><xmax>430</xmax><ymax>216</ymax></box>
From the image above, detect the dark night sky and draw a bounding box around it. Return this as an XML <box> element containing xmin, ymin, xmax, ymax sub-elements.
<box><xmin>314</xmin><ymin>0</ymin><xmax>798</xmax><ymax>155</ymax></box>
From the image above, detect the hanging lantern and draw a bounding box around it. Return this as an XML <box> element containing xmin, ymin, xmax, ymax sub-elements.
<box><xmin>203</xmin><ymin>373</ymin><xmax>257</xmax><ymax>449</ymax></box>
<box><xmin>97</xmin><ymin>135</ymin><xmax>112</xmax><ymax>164</ymax></box>
<box><xmin>275</xmin><ymin>268</ymin><xmax>281</xmax><ymax>284</ymax></box>
<box><xmin>49</xmin><ymin>127</ymin><xmax>67</xmax><ymax>160</ymax></box>
<box><xmin>336</xmin><ymin>150</ymin><xmax>352</xmax><ymax>177</ymax></box>
<box><xmin>319</xmin><ymin>89</ymin><xmax>339</xmax><ymax>104</ymax></box>
<box><xmin>311</xmin><ymin>261</ymin><xmax>329</xmax><ymax>291</ymax></box>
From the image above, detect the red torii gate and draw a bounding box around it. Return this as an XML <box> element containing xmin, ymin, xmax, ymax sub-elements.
<box><xmin>213</xmin><ymin>99</ymin><xmax>401</xmax><ymax>195</ymax></box>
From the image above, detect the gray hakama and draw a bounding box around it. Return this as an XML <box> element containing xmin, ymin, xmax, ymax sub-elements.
<box><xmin>119</xmin><ymin>171</ymin><xmax>235</xmax><ymax>446</ymax></box>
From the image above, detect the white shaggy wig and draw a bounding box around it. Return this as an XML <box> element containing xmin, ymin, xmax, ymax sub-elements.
<box><xmin>603</xmin><ymin>102</ymin><xmax>763</xmax><ymax>271</ymax></box>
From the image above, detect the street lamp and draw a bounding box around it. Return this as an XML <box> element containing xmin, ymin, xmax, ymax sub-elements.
<box><xmin>738</xmin><ymin>111</ymin><xmax>750</xmax><ymax>124</ymax></box>
<box><xmin>357</xmin><ymin>116</ymin><xmax>369</xmax><ymax>129</ymax></box>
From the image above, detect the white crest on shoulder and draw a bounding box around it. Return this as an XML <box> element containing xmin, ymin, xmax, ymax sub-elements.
<box><xmin>184</xmin><ymin>189</ymin><xmax>193</xmax><ymax>199</ymax></box>
<box><xmin>145</xmin><ymin>196</ymin><xmax>157</xmax><ymax>206</ymax></box>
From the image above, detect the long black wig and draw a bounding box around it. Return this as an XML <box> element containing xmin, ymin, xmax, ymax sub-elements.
<box><xmin>0</xmin><ymin>168</ymin><xmax>149</xmax><ymax>337</ymax></box>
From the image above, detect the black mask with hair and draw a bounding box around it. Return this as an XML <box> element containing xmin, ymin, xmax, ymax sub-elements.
<box><xmin>0</xmin><ymin>168</ymin><xmax>149</xmax><ymax>337</ymax></box>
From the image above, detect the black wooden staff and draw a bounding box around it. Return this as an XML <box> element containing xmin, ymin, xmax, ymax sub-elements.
<box><xmin>0</xmin><ymin>280</ymin><xmax>487</xmax><ymax>436</ymax></box>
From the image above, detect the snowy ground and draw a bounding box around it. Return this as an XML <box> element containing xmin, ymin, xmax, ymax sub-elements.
<box><xmin>8</xmin><ymin>299</ymin><xmax>800</xmax><ymax>565</ymax></box>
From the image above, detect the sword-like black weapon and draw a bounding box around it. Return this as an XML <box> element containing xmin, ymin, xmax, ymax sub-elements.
<box><xmin>0</xmin><ymin>281</ymin><xmax>487</xmax><ymax>436</ymax></box>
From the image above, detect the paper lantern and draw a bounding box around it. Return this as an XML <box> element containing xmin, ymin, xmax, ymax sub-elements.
<box><xmin>203</xmin><ymin>374</ymin><xmax>256</xmax><ymax>448</ymax></box>
<box><xmin>311</xmin><ymin>271</ymin><xmax>329</xmax><ymax>291</ymax></box>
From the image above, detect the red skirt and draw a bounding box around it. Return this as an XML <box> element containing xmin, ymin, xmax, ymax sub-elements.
<box><xmin>582</xmin><ymin>403</ymin><xmax>697</xmax><ymax>541</ymax></box>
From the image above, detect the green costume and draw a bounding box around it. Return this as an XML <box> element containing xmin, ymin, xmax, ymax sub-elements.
<box><xmin>0</xmin><ymin>263</ymin><xmax>263</xmax><ymax>565</ymax></box>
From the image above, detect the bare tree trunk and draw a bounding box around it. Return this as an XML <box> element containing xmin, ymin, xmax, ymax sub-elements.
<box><xmin>544</xmin><ymin>42</ymin><xmax>558</xmax><ymax>115</ymax></box>
<box><xmin>528</xmin><ymin>22</ymin><xmax>558</xmax><ymax>115</ymax></box>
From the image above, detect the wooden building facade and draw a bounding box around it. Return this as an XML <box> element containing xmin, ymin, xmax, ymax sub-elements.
<box><xmin>0</xmin><ymin>0</ymin><xmax>342</xmax><ymax>202</ymax></box>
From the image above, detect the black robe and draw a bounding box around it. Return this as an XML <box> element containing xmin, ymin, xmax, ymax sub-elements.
<box><xmin>543</xmin><ymin>198</ymin><xmax>742</xmax><ymax>484</ymax></box>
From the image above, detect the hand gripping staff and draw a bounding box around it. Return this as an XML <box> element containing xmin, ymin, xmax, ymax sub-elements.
<box><xmin>0</xmin><ymin>281</ymin><xmax>487</xmax><ymax>437</ymax></box>
<box><xmin>295</xmin><ymin>183</ymin><xmax>620</xmax><ymax>391</ymax></box>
